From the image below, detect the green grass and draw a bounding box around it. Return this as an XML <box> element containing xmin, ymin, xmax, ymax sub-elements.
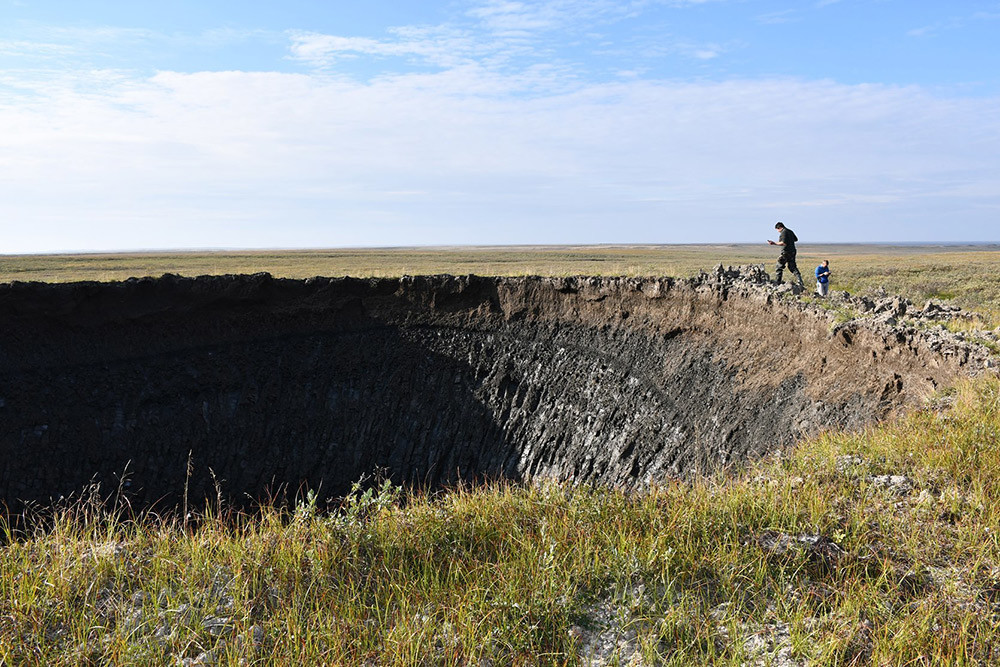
<box><xmin>5</xmin><ymin>379</ymin><xmax>1000</xmax><ymax>665</ymax></box>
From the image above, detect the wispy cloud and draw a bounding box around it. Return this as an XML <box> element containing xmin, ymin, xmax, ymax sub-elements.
<box><xmin>0</xmin><ymin>38</ymin><xmax>75</xmax><ymax>59</ymax></box>
<box><xmin>287</xmin><ymin>27</ymin><xmax>487</xmax><ymax>70</ymax></box>
<box><xmin>0</xmin><ymin>22</ymin><xmax>275</xmax><ymax>80</ymax></box>
<box><xmin>2</xmin><ymin>1</ymin><xmax>999</xmax><ymax>250</ymax></box>
<box><xmin>907</xmin><ymin>19</ymin><xmax>960</xmax><ymax>38</ymax></box>
<box><xmin>2</xmin><ymin>63</ymin><xmax>998</xmax><ymax>250</ymax></box>
<box><xmin>3</xmin><ymin>0</ymin><xmax>737</xmax><ymax>90</ymax></box>
<box><xmin>908</xmin><ymin>9</ymin><xmax>999</xmax><ymax>37</ymax></box>
<box><xmin>756</xmin><ymin>9</ymin><xmax>798</xmax><ymax>25</ymax></box>
<box><xmin>0</xmin><ymin>24</ymin><xmax>156</xmax><ymax>65</ymax></box>
<box><xmin>630</xmin><ymin>37</ymin><xmax>730</xmax><ymax>62</ymax></box>
<box><xmin>288</xmin><ymin>0</ymin><xmax>733</xmax><ymax>80</ymax></box>
<box><xmin>465</xmin><ymin>0</ymin><xmax>725</xmax><ymax>38</ymax></box>
<box><xmin>464</xmin><ymin>0</ymin><xmax>654</xmax><ymax>34</ymax></box>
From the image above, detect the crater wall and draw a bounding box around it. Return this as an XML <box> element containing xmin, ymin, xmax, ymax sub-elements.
<box><xmin>0</xmin><ymin>272</ymin><xmax>983</xmax><ymax>510</ymax></box>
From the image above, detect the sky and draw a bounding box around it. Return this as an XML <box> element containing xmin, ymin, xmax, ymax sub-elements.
<box><xmin>1</xmin><ymin>1</ymin><xmax>999</xmax><ymax>252</ymax></box>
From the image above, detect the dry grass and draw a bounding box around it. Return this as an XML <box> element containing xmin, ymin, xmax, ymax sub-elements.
<box><xmin>4</xmin><ymin>380</ymin><xmax>1000</xmax><ymax>665</ymax></box>
<box><xmin>4</xmin><ymin>244</ymin><xmax>999</xmax><ymax>318</ymax></box>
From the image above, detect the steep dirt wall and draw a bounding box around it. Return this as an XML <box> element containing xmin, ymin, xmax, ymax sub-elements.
<box><xmin>0</xmin><ymin>272</ymin><xmax>986</xmax><ymax>510</ymax></box>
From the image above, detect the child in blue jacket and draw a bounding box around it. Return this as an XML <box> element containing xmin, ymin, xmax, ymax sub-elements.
<box><xmin>815</xmin><ymin>260</ymin><xmax>831</xmax><ymax>297</ymax></box>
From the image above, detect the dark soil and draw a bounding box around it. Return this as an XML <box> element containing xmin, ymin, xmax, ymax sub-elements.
<box><xmin>0</xmin><ymin>272</ymin><xmax>981</xmax><ymax>511</ymax></box>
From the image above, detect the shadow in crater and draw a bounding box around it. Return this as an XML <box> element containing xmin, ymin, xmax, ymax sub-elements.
<box><xmin>1</xmin><ymin>322</ymin><xmax>518</xmax><ymax>512</ymax></box>
<box><xmin>1</xmin><ymin>273</ymin><xmax>870</xmax><ymax>516</ymax></box>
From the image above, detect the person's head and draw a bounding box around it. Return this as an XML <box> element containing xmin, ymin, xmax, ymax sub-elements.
<box><xmin>822</xmin><ymin>260</ymin><xmax>829</xmax><ymax>267</ymax></box>
<box><xmin>775</xmin><ymin>222</ymin><xmax>785</xmax><ymax>230</ymax></box>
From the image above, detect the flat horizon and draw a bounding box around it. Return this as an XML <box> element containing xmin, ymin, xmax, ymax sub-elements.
<box><xmin>4</xmin><ymin>241</ymin><xmax>1000</xmax><ymax>257</ymax></box>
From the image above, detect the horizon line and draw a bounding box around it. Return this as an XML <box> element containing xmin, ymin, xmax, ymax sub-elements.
<box><xmin>4</xmin><ymin>240</ymin><xmax>1000</xmax><ymax>257</ymax></box>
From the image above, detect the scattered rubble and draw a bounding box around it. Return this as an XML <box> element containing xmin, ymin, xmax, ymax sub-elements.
<box><xmin>573</xmin><ymin>594</ymin><xmax>648</xmax><ymax>666</ymax></box>
<box><xmin>749</xmin><ymin>531</ymin><xmax>846</xmax><ymax>573</ymax></box>
<box><xmin>701</xmin><ymin>263</ymin><xmax>997</xmax><ymax>373</ymax></box>
<box><xmin>870</xmin><ymin>474</ymin><xmax>914</xmax><ymax>496</ymax></box>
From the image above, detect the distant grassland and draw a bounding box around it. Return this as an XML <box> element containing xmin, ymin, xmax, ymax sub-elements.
<box><xmin>3</xmin><ymin>243</ymin><xmax>1000</xmax><ymax>315</ymax></box>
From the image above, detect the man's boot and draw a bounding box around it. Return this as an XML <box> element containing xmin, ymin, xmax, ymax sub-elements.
<box><xmin>793</xmin><ymin>269</ymin><xmax>804</xmax><ymax>288</ymax></box>
<box><xmin>773</xmin><ymin>267</ymin><xmax>783</xmax><ymax>284</ymax></box>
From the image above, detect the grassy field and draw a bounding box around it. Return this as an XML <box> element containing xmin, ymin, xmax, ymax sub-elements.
<box><xmin>3</xmin><ymin>244</ymin><xmax>1000</xmax><ymax>316</ymax></box>
<box><xmin>4</xmin><ymin>380</ymin><xmax>1000</xmax><ymax>665</ymax></box>
<box><xmin>3</xmin><ymin>245</ymin><xmax>1000</xmax><ymax>665</ymax></box>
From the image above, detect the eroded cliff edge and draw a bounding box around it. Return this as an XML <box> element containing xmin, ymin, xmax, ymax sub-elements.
<box><xmin>0</xmin><ymin>269</ymin><xmax>990</xmax><ymax>510</ymax></box>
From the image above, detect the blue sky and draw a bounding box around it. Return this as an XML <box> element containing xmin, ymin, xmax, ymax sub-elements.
<box><xmin>2</xmin><ymin>1</ymin><xmax>999</xmax><ymax>252</ymax></box>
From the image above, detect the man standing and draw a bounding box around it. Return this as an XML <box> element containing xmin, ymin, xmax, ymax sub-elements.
<box><xmin>767</xmin><ymin>222</ymin><xmax>804</xmax><ymax>287</ymax></box>
<box><xmin>815</xmin><ymin>259</ymin><xmax>831</xmax><ymax>297</ymax></box>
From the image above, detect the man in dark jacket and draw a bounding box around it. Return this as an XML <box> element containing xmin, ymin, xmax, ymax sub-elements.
<box><xmin>768</xmin><ymin>222</ymin><xmax>804</xmax><ymax>287</ymax></box>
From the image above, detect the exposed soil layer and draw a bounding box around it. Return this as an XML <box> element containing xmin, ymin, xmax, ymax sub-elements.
<box><xmin>0</xmin><ymin>270</ymin><xmax>988</xmax><ymax>510</ymax></box>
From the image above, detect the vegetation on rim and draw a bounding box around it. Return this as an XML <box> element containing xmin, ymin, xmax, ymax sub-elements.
<box><xmin>2</xmin><ymin>244</ymin><xmax>999</xmax><ymax>322</ymax></box>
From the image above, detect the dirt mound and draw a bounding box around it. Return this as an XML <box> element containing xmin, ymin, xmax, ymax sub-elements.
<box><xmin>0</xmin><ymin>269</ymin><xmax>991</xmax><ymax>510</ymax></box>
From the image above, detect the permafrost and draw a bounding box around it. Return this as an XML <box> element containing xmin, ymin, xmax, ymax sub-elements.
<box><xmin>0</xmin><ymin>268</ymin><xmax>989</xmax><ymax>510</ymax></box>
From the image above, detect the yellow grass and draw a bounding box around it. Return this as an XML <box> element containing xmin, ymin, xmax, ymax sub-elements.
<box><xmin>3</xmin><ymin>244</ymin><xmax>1000</xmax><ymax>316</ymax></box>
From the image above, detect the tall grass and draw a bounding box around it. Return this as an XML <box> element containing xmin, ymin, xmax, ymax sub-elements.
<box><xmin>4</xmin><ymin>379</ymin><xmax>1000</xmax><ymax>665</ymax></box>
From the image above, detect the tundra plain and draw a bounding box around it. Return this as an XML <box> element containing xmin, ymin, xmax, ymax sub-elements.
<box><xmin>2</xmin><ymin>244</ymin><xmax>1000</xmax><ymax>666</ymax></box>
<box><xmin>2</xmin><ymin>243</ymin><xmax>999</xmax><ymax>317</ymax></box>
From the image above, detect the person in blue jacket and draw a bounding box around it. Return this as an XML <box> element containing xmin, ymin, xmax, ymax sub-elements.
<box><xmin>815</xmin><ymin>259</ymin><xmax>831</xmax><ymax>297</ymax></box>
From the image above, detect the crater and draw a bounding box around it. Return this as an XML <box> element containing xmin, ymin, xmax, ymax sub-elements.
<box><xmin>0</xmin><ymin>270</ymin><xmax>984</xmax><ymax>510</ymax></box>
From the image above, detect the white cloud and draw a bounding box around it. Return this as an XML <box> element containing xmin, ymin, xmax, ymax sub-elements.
<box><xmin>907</xmin><ymin>25</ymin><xmax>935</xmax><ymax>38</ymax></box>
<box><xmin>2</xmin><ymin>1</ymin><xmax>998</xmax><ymax>250</ymax></box>
<box><xmin>0</xmin><ymin>38</ymin><xmax>75</xmax><ymax>58</ymax></box>
<box><xmin>287</xmin><ymin>27</ymin><xmax>488</xmax><ymax>70</ymax></box>
<box><xmin>1</xmin><ymin>64</ymin><xmax>999</xmax><ymax>251</ymax></box>
<box><xmin>465</xmin><ymin>0</ymin><xmax>650</xmax><ymax>32</ymax></box>
<box><xmin>690</xmin><ymin>45</ymin><xmax>722</xmax><ymax>59</ymax></box>
<box><xmin>464</xmin><ymin>0</ymin><xmax>724</xmax><ymax>39</ymax></box>
<box><xmin>756</xmin><ymin>10</ymin><xmax>798</xmax><ymax>25</ymax></box>
<box><xmin>908</xmin><ymin>9</ymin><xmax>999</xmax><ymax>38</ymax></box>
<box><xmin>284</xmin><ymin>0</ymin><xmax>732</xmax><ymax>78</ymax></box>
<box><xmin>0</xmin><ymin>23</ymin><xmax>270</xmax><ymax>71</ymax></box>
